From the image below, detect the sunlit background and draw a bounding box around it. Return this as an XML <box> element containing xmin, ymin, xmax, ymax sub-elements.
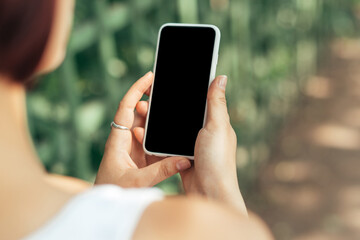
<box><xmin>27</xmin><ymin>0</ymin><xmax>360</xmax><ymax>239</ymax></box>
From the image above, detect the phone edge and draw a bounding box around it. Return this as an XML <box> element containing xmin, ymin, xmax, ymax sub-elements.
<box><xmin>142</xmin><ymin>23</ymin><xmax>221</xmax><ymax>161</ymax></box>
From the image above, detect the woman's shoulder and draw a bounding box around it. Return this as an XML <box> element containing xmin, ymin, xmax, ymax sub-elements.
<box><xmin>24</xmin><ymin>185</ymin><xmax>164</xmax><ymax>240</ymax></box>
<box><xmin>133</xmin><ymin>195</ymin><xmax>273</xmax><ymax>240</ymax></box>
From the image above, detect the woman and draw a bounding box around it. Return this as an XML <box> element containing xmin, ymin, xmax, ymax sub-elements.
<box><xmin>0</xmin><ymin>0</ymin><xmax>272</xmax><ymax>239</ymax></box>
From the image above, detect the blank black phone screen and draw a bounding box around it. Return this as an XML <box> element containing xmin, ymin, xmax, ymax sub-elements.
<box><xmin>144</xmin><ymin>25</ymin><xmax>216</xmax><ymax>157</ymax></box>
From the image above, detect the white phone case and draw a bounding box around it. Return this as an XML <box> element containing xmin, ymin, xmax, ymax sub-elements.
<box><xmin>143</xmin><ymin>23</ymin><xmax>221</xmax><ymax>160</ymax></box>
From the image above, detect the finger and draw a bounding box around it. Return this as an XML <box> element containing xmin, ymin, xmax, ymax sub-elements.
<box><xmin>145</xmin><ymin>155</ymin><xmax>166</xmax><ymax>166</ymax></box>
<box><xmin>137</xmin><ymin>157</ymin><xmax>192</xmax><ymax>186</ymax></box>
<box><xmin>107</xmin><ymin>72</ymin><xmax>153</xmax><ymax>154</ymax></box>
<box><xmin>145</xmin><ymin>86</ymin><xmax>151</xmax><ymax>96</ymax></box>
<box><xmin>133</xmin><ymin>111</ymin><xmax>145</xmax><ymax>128</ymax></box>
<box><xmin>205</xmin><ymin>75</ymin><xmax>230</xmax><ymax>128</ymax></box>
<box><xmin>133</xmin><ymin>127</ymin><xmax>145</xmax><ymax>144</ymax></box>
<box><xmin>136</xmin><ymin>101</ymin><xmax>149</xmax><ymax>118</ymax></box>
<box><xmin>114</xmin><ymin>71</ymin><xmax>154</xmax><ymax>128</ymax></box>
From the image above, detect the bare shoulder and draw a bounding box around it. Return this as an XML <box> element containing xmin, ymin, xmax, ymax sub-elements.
<box><xmin>132</xmin><ymin>196</ymin><xmax>273</xmax><ymax>240</ymax></box>
<box><xmin>45</xmin><ymin>174</ymin><xmax>91</xmax><ymax>193</ymax></box>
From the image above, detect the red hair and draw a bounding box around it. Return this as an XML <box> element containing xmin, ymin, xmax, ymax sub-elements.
<box><xmin>0</xmin><ymin>0</ymin><xmax>55</xmax><ymax>83</ymax></box>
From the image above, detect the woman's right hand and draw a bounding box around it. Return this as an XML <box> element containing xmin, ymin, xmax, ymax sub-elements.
<box><xmin>180</xmin><ymin>75</ymin><xmax>248</xmax><ymax>216</ymax></box>
<box><xmin>95</xmin><ymin>72</ymin><xmax>191</xmax><ymax>188</ymax></box>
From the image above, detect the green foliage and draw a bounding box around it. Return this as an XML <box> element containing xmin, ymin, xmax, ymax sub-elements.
<box><xmin>28</xmin><ymin>0</ymin><xmax>360</xmax><ymax>192</ymax></box>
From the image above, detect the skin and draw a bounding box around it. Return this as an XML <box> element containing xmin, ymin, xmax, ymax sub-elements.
<box><xmin>0</xmin><ymin>0</ymin><xmax>273</xmax><ymax>239</ymax></box>
<box><xmin>95</xmin><ymin>72</ymin><xmax>248</xmax><ymax>215</ymax></box>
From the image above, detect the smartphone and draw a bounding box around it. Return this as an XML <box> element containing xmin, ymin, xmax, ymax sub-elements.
<box><xmin>143</xmin><ymin>23</ymin><xmax>221</xmax><ymax>160</ymax></box>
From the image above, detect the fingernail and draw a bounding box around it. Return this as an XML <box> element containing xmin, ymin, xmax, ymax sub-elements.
<box><xmin>176</xmin><ymin>159</ymin><xmax>191</xmax><ymax>171</ymax></box>
<box><xmin>218</xmin><ymin>75</ymin><xmax>227</xmax><ymax>90</ymax></box>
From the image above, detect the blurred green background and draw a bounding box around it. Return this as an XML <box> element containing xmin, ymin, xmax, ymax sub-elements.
<box><xmin>27</xmin><ymin>0</ymin><xmax>359</xmax><ymax>194</ymax></box>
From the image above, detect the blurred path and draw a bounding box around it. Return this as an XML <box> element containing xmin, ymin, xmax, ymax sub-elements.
<box><xmin>251</xmin><ymin>39</ymin><xmax>360</xmax><ymax>240</ymax></box>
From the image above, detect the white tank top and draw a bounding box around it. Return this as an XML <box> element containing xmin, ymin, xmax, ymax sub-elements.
<box><xmin>23</xmin><ymin>185</ymin><xmax>164</xmax><ymax>240</ymax></box>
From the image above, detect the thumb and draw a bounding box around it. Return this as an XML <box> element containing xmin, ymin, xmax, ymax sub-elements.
<box><xmin>137</xmin><ymin>157</ymin><xmax>191</xmax><ymax>187</ymax></box>
<box><xmin>205</xmin><ymin>75</ymin><xmax>229</xmax><ymax>127</ymax></box>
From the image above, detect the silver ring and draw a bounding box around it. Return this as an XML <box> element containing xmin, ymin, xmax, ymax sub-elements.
<box><xmin>110</xmin><ymin>121</ymin><xmax>130</xmax><ymax>130</ymax></box>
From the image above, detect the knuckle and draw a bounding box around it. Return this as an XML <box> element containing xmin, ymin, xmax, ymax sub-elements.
<box><xmin>205</xmin><ymin>120</ymin><xmax>236</xmax><ymax>138</ymax></box>
<box><xmin>118</xmin><ymin>100</ymin><xmax>125</xmax><ymax>110</ymax></box>
<box><xmin>160</xmin><ymin>161</ymin><xmax>173</xmax><ymax>178</ymax></box>
<box><xmin>118</xmin><ymin>100</ymin><xmax>132</xmax><ymax>112</ymax></box>
<box><xmin>218</xmin><ymin>95</ymin><xmax>227</xmax><ymax>105</ymax></box>
<box><xmin>198</xmin><ymin>128</ymin><xmax>208</xmax><ymax>136</ymax></box>
<box><xmin>205</xmin><ymin>119</ymin><xmax>221</xmax><ymax>131</ymax></box>
<box><xmin>206</xmin><ymin>114</ymin><xmax>231</xmax><ymax>130</ymax></box>
<box><xmin>208</xmin><ymin>94</ymin><xmax>227</xmax><ymax>106</ymax></box>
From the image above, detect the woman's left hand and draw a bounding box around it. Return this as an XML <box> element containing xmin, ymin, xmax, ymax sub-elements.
<box><xmin>95</xmin><ymin>72</ymin><xmax>191</xmax><ymax>187</ymax></box>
